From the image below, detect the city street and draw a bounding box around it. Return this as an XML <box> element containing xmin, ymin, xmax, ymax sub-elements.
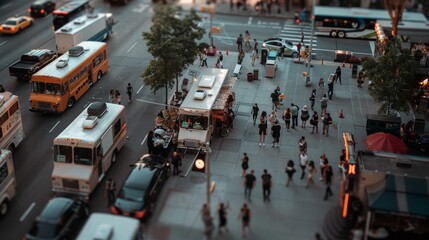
<box><xmin>0</xmin><ymin>0</ymin><xmax>406</xmax><ymax>239</ymax></box>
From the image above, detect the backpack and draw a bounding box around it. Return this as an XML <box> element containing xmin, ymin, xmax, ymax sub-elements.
<box><xmin>262</xmin><ymin>174</ymin><xmax>271</xmax><ymax>186</ymax></box>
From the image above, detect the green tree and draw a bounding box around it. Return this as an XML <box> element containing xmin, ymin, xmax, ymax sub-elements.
<box><xmin>362</xmin><ymin>38</ymin><xmax>419</xmax><ymax>115</ymax></box>
<box><xmin>142</xmin><ymin>6</ymin><xmax>204</xmax><ymax>107</ymax></box>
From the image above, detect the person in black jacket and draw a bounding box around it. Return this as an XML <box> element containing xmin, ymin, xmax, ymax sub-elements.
<box><xmin>147</xmin><ymin>130</ymin><xmax>155</xmax><ymax>154</ymax></box>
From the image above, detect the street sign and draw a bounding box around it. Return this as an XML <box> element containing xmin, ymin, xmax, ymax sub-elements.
<box><xmin>210</xmin><ymin>26</ymin><xmax>221</xmax><ymax>34</ymax></box>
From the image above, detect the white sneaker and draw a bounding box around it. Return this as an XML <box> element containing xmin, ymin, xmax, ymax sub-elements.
<box><xmin>259</xmin><ymin>143</ymin><xmax>262</xmax><ymax>146</ymax></box>
<box><xmin>263</xmin><ymin>143</ymin><xmax>266</xmax><ymax>147</ymax></box>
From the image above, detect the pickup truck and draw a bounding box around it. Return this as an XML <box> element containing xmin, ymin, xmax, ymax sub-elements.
<box><xmin>9</xmin><ymin>49</ymin><xmax>56</xmax><ymax>80</ymax></box>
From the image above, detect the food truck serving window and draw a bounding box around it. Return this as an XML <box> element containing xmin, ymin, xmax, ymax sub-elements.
<box><xmin>180</xmin><ymin>115</ymin><xmax>208</xmax><ymax>130</ymax></box>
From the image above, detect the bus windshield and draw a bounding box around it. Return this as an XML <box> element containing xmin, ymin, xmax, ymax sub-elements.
<box><xmin>54</xmin><ymin>145</ymin><xmax>72</xmax><ymax>163</ymax></box>
<box><xmin>179</xmin><ymin>115</ymin><xmax>208</xmax><ymax>130</ymax></box>
<box><xmin>31</xmin><ymin>82</ymin><xmax>61</xmax><ymax>95</ymax></box>
<box><xmin>74</xmin><ymin>147</ymin><xmax>92</xmax><ymax>165</ymax></box>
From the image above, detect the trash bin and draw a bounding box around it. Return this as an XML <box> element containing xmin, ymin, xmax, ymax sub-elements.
<box><xmin>415</xmin><ymin>118</ymin><xmax>425</xmax><ymax>133</ymax></box>
<box><xmin>335</xmin><ymin>50</ymin><xmax>351</xmax><ymax>63</ymax></box>
<box><xmin>253</xmin><ymin>69</ymin><xmax>259</xmax><ymax>80</ymax></box>
<box><xmin>247</xmin><ymin>73</ymin><xmax>254</xmax><ymax>82</ymax></box>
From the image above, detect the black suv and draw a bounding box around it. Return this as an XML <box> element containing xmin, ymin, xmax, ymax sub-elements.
<box><xmin>25</xmin><ymin>197</ymin><xmax>89</xmax><ymax>240</ymax></box>
<box><xmin>29</xmin><ymin>0</ymin><xmax>55</xmax><ymax>17</ymax></box>
<box><xmin>111</xmin><ymin>154</ymin><xmax>170</xmax><ymax>220</ymax></box>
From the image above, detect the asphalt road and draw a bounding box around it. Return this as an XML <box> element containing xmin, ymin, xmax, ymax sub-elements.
<box><xmin>0</xmin><ymin>1</ymin><xmax>376</xmax><ymax>239</ymax></box>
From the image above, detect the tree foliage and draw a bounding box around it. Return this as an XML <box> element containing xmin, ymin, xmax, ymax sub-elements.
<box><xmin>384</xmin><ymin>0</ymin><xmax>406</xmax><ymax>37</ymax></box>
<box><xmin>362</xmin><ymin>38</ymin><xmax>419</xmax><ymax>115</ymax></box>
<box><xmin>142</xmin><ymin>6</ymin><xmax>205</xmax><ymax>97</ymax></box>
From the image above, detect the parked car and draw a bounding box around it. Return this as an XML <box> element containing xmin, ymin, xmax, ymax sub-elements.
<box><xmin>0</xmin><ymin>16</ymin><xmax>34</xmax><ymax>34</ymax></box>
<box><xmin>262</xmin><ymin>38</ymin><xmax>299</xmax><ymax>58</ymax></box>
<box><xmin>9</xmin><ymin>49</ymin><xmax>56</xmax><ymax>80</ymax></box>
<box><xmin>28</xmin><ymin>0</ymin><xmax>56</xmax><ymax>18</ymax></box>
<box><xmin>25</xmin><ymin>197</ymin><xmax>89</xmax><ymax>240</ymax></box>
<box><xmin>111</xmin><ymin>154</ymin><xmax>170</xmax><ymax>220</ymax></box>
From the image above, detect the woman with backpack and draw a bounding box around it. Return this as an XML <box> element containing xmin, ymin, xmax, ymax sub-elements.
<box><xmin>310</xmin><ymin>111</ymin><xmax>319</xmax><ymax>134</ymax></box>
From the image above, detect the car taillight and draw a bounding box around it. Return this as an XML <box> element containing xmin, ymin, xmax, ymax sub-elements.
<box><xmin>41</xmin><ymin>9</ymin><xmax>45</xmax><ymax>14</ymax></box>
<box><xmin>10</xmin><ymin>27</ymin><xmax>15</xmax><ymax>31</ymax></box>
<box><xmin>28</xmin><ymin>8</ymin><xmax>31</xmax><ymax>12</ymax></box>
<box><xmin>111</xmin><ymin>206</ymin><xmax>118</xmax><ymax>214</ymax></box>
<box><xmin>135</xmin><ymin>210</ymin><xmax>145</xmax><ymax>219</ymax></box>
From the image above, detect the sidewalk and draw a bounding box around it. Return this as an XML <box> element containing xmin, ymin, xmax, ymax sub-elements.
<box><xmin>145</xmin><ymin>50</ymin><xmax>381</xmax><ymax>239</ymax></box>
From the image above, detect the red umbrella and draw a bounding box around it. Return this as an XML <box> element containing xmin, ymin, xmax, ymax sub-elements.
<box><xmin>365</xmin><ymin>132</ymin><xmax>409</xmax><ymax>154</ymax></box>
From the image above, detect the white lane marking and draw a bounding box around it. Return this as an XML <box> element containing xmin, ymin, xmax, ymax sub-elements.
<box><xmin>20</xmin><ymin>202</ymin><xmax>35</xmax><ymax>222</ymax></box>
<box><xmin>137</xmin><ymin>85</ymin><xmax>144</xmax><ymax>94</ymax></box>
<box><xmin>0</xmin><ymin>41</ymin><xmax>7</xmax><ymax>47</ymax></box>
<box><xmin>248</xmin><ymin>17</ymin><xmax>252</xmax><ymax>25</ymax></box>
<box><xmin>141</xmin><ymin>133</ymin><xmax>148</xmax><ymax>145</ymax></box>
<box><xmin>0</xmin><ymin>3</ymin><xmax>11</xmax><ymax>9</ymax></box>
<box><xmin>126</xmin><ymin>42</ymin><xmax>137</xmax><ymax>53</ymax></box>
<box><xmin>49</xmin><ymin>121</ymin><xmax>60</xmax><ymax>133</ymax></box>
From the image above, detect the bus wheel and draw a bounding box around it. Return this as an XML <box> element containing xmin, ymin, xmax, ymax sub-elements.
<box><xmin>111</xmin><ymin>151</ymin><xmax>117</xmax><ymax>165</ymax></box>
<box><xmin>338</xmin><ymin>31</ymin><xmax>346</xmax><ymax>38</ymax></box>
<box><xmin>67</xmin><ymin>97</ymin><xmax>75</xmax><ymax>108</ymax></box>
<box><xmin>97</xmin><ymin>71</ymin><xmax>102</xmax><ymax>81</ymax></box>
<box><xmin>0</xmin><ymin>200</ymin><xmax>9</xmax><ymax>216</ymax></box>
<box><xmin>329</xmin><ymin>30</ymin><xmax>337</xmax><ymax>38</ymax></box>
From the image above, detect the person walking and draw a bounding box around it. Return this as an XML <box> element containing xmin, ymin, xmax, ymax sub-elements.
<box><xmin>251</xmin><ymin>103</ymin><xmax>259</xmax><ymax>126</ymax></box>
<box><xmin>238</xmin><ymin>49</ymin><xmax>245</xmax><ymax>64</ymax></box>
<box><xmin>327</xmin><ymin>77</ymin><xmax>334</xmax><ymax>100</ymax></box>
<box><xmin>105</xmin><ymin>178</ymin><xmax>116</xmax><ymax>206</ymax></box>
<box><xmin>251</xmin><ymin>49</ymin><xmax>257</xmax><ymax>66</ymax></box>
<box><xmin>115</xmin><ymin>90</ymin><xmax>121</xmax><ymax>104</ymax></box>
<box><xmin>236</xmin><ymin>34</ymin><xmax>243</xmax><ymax>51</ymax></box>
<box><xmin>297</xmin><ymin>42</ymin><xmax>302</xmax><ymax>59</ymax></box>
<box><xmin>109</xmin><ymin>89</ymin><xmax>115</xmax><ymax>103</ymax></box>
<box><xmin>309</xmin><ymin>89</ymin><xmax>316</xmax><ymax>110</ymax></box>
<box><xmin>300</xmin><ymin>30</ymin><xmax>304</xmax><ymax>43</ymax></box>
<box><xmin>335</xmin><ymin>66</ymin><xmax>342</xmax><ymax>84</ymax></box>
<box><xmin>338</xmin><ymin>149</ymin><xmax>346</xmax><ymax>174</ymax></box>
<box><xmin>258</xmin><ymin>119</ymin><xmax>267</xmax><ymax>146</ymax></box>
<box><xmin>261</xmin><ymin>169</ymin><xmax>272</xmax><ymax>201</ymax></box>
<box><xmin>271</xmin><ymin>90</ymin><xmax>280</xmax><ymax>111</ymax></box>
<box><xmin>298</xmin><ymin>136</ymin><xmax>307</xmax><ymax>154</ymax></box>
<box><xmin>300</xmin><ymin>105</ymin><xmax>310</xmax><ymax>128</ymax></box>
<box><xmin>171</xmin><ymin>151</ymin><xmax>181</xmax><ymax>176</ymax></box>
<box><xmin>244</xmin><ymin>30</ymin><xmax>251</xmax><ymax>50</ymax></box>
<box><xmin>218</xmin><ymin>51</ymin><xmax>224</xmax><ymax>68</ymax></box>
<box><xmin>253</xmin><ymin>38</ymin><xmax>259</xmax><ymax>54</ymax></box>
<box><xmin>147</xmin><ymin>130</ymin><xmax>155</xmax><ymax>154</ymax></box>
<box><xmin>285</xmin><ymin>159</ymin><xmax>296</xmax><ymax>187</ymax></box>
<box><xmin>244</xmin><ymin>170</ymin><xmax>256</xmax><ymax>201</ymax></box>
<box><xmin>241</xmin><ymin>153</ymin><xmax>249</xmax><ymax>177</ymax></box>
<box><xmin>201</xmin><ymin>203</ymin><xmax>213</xmax><ymax>239</ymax></box>
<box><xmin>260</xmin><ymin>110</ymin><xmax>267</xmax><ymax>124</ymax></box>
<box><xmin>218</xmin><ymin>202</ymin><xmax>229</xmax><ymax>234</ymax></box>
<box><xmin>282</xmin><ymin>108</ymin><xmax>291</xmax><ymax>131</ymax></box>
<box><xmin>319</xmin><ymin>154</ymin><xmax>328</xmax><ymax>181</ymax></box>
<box><xmin>268</xmin><ymin>110</ymin><xmax>277</xmax><ymax>127</ymax></box>
<box><xmin>299</xmin><ymin>152</ymin><xmax>308</xmax><ymax>180</ymax></box>
<box><xmin>322</xmin><ymin>113</ymin><xmax>333</xmax><ymax>136</ymax></box>
<box><xmin>290</xmin><ymin>103</ymin><xmax>299</xmax><ymax>129</ymax></box>
<box><xmin>271</xmin><ymin>120</ymin><xmax>281</xmax><ymax>148</ymax></box>
<box><xmin>126</xmin><ymin>83</ymin><xmax>133</xmax><ymax>103</ymax></box>
<box><xmin>202</xmin><ymin>52</ymin><xmax>208</xmax><ymax>67</ymax></box>
<box><xmin>238</xmin><ymin>203</ymin><xmax>251</xmax><ymax>238</ymax></box>
<box><xmin>323</xmin><ymin>165</ymin><xmax>334</xmax><ymax>200</ymax></box>
<box><xmin>306</xmin><ymin>161</ymin><xmax>317</xmax><ymax>188</ymax></box>
<box><xmin>310</xmin><ymin>111</ymin><xmax>319</xmax><ymax>134</ymax></box>
<box><xmin>320</xmin><ymin>94</ymin><xmax>329</xmax><ymax>116</ymax></box>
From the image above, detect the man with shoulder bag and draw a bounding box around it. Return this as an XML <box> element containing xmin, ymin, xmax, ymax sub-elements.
<box><xmin>322</xmin><ymin>113</ymin><xmax>333</xmax><ymax>136</ymax></box>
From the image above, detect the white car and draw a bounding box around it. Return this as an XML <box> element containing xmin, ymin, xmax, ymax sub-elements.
<box><xmin>262</xmin><ymin>38</ymin><xmax>299</xmax><ymax>58</ymax></box>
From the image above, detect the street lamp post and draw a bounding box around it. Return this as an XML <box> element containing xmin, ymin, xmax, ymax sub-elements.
<box><xmin>205</xmin><ymin>142</ymin><xmax>211</xmax><ymax>207</ymax></box>
<box><xmin>305</xmin><ymin>0</ymin><xmax>316</xmax><ymax>86</ymax></box>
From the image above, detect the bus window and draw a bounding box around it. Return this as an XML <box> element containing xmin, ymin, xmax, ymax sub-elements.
<box><xmin>114</xmin><ymin>119</ymin><xmax>121</xmax><ymax>136</ymax></box>
<box><xmin>74</xmin><ymin>147</ymin><xmax>92</xmax><ymax>165</ymax></box>
<box><xmin>54</xmin><ymin>145</ymin><xmax>72</xmax><ymax>163</ymax></box>
<box><xmin>93</xmin><ymin>55</ymin><xmax>101</xmax><ymax>67</ymax></box>
<box><xmin>45</xmin><ymin>83</ymin><xmax>61</xmax><ymax>95</ymax></box>
<box><xmin>0</xmin><ymin>112</ymin><xmax>9</xmax><ymax>125</ymax></box>
<box><xmin>0</xmin><ymin>162</ymin><xmax>8</xmax><ymax>184</ymax></box>
<box><xmin>9</xmin><ymin>102</ymin><xmax>19</xmax><ymax>116</ymax></box>
<box><xmin>31</xmin><ymin>82</ymin><xmax>46</xmax><ymax>93</ymax></box>
<box><xmin>62</xmin><ymin>82</ymin><xmax>68</xmax><ymax>95</ymax></box>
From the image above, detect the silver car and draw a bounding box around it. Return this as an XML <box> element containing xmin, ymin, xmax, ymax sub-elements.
<box><xmin>262</xmin><ymin>38</ymin><xmax>299</xmax><ymax>58</ymax></box>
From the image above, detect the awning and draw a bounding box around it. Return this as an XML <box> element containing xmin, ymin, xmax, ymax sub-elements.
<box><xmin>367</xmin><ymin>175</ymin><xmax>429</xmax><ymax>219</ymax></box>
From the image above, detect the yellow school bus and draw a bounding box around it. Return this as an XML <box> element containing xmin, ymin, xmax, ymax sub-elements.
<box><xmin>29</xmin><ymin>41</ymin><xmax>108</xmax><ymax>113</ymax></box>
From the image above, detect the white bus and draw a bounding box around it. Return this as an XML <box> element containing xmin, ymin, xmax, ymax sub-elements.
<box><xmin>178</xmin><ymin>68</ymin><xmax>229</xmax><ymax>149</ymax></box>
<box><xmin>0</xmin><ymin>149</ymin><xmax>16</xmax><ymax>216</ymax></box>
<box><xmin>0</xmin><ymin>92</ymin><xmax>25</xmax><ymax>153</ymax></box>
<box><xmin>51</xmin><ymin>102</ymin><xmax>127</xmax><ymax>198</ymax></box>
<box><xmin>314</xmin><ymin>6</ymin><xmax>428</xmax><ymax>39</ymax></box>
<box><xmin>77</xmin><ymin>213</ymin><xmax>142</xmax><ymax>240</ymax></box>
<box><xmin>55</xmin><ymin>13</ymin><xmax>114</xmax><ymax>54</ymax></box>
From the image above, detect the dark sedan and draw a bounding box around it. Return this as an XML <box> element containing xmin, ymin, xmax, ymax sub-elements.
<box><xmin>111</xmin><ymin>154</ymin><xmax>170</xmax><ymax>220</ymax></box>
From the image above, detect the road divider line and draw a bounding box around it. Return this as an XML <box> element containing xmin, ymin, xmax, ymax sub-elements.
<box><xmin>137</xmin><ymin>85</ymin><xmax>144</xmax><ymax>94</ymax></box>
<box><xmin>141</xmin><ymin>133</ymin><xmax>148</xmax><ymax>145</ymax></box>
<box><xmin>0</xmin><ymin>3</ymin><xmax>11</xmax><ymax>9</ymax></box>
<box><xmin>20</xmin><ymin>202</ymin><xmax>35</xmax><ymax>222</ymax></box>
<box><xmin>126</xmin><ymin>42</ymin><xmax>137</xmax><ymax>53</ymax></box>
<box><xmin>0</xmin><ymin>41</ymin><xmax>7</xmax><ymax>47</ymax></box>
<box><xmin>49</xmin><ymin>121</ymin><xmax>60</xmax><ymax>133</ymax></box>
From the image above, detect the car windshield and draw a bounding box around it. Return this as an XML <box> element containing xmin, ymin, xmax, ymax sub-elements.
<box><xmin>118</xmin><ymin>186</ymin><xmax>144</xmax><ymax>202</ymax></box>
<box><xmin>179</xmin><ymin>115</ymin><xmax>208</xmax><ymax>130</ymax></box>
<box><xmin>54</xmin><ymin>145</ymin><xmax>72</xmax><ymax>163</ymax></box>
<box><xmin>4</xmin><ymin>20</ymin><xmax>17</xmax><ymax>25</ymax></box>
<box><xmin>28</xmin><ymin>222</ymin><xmax>59</xmax><ymax>238</ymax></box>
<box><xmin>74</xmin><ymin>147</ymin><xmax>93</xmax><ymax>165</ymax></box>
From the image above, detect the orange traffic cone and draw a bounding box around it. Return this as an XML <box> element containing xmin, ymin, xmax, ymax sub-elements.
<box><xmin>339</xmin><ymin>109</ymin><xmax>344</xmax><ymax>118</ymax></box>
<box><xmin>226</xmin><ymin>48</ymin><xmax>229</xmax><ymax>55</ymax></box>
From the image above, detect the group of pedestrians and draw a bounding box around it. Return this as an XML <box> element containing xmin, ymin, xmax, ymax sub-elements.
<box><xmin>108</xmin><ymin>83</ymin><xmax>134</xmax><ymax>104</ymax></box>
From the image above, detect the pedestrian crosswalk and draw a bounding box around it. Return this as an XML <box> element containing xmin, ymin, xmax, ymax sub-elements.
<box><xmin>279</xmin><ymin>21</ymin><xmax>317</xmax><ymax>49</ymax></box>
